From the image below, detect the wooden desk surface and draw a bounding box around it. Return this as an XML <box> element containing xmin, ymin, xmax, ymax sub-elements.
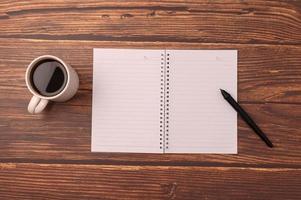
<box><xmin>0</xmin><ymin>1</ymin><xmax>300</xmax><ymax>199</ymax></box>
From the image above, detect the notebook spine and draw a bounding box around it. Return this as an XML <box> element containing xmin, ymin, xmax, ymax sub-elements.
<box><xmin>165</xmin><ymin>52</ymin><xmax>170</xmax><ymax>151</ymax></box>
<box><xmin>160</xmin><ymin>51</ymin><xmax>170</xmax><ymax>152</ymax></box>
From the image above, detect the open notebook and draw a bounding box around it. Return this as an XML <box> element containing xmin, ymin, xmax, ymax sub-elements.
<box><xmin>92</xmin><ymin>49</ymin><xmax>237</xmax><ymax>153</ymax></box>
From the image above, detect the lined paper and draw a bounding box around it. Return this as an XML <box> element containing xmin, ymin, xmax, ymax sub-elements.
<box><xmin>92</xmin><ymin>49</ymin><xmax>237</xmax><ymax>154</ymax></box>
<box><xmin>92</xmin><ymin>49</ymin><xmax>162</xmax><ymax>153</ymax></box>
<box><xmin>166</xmin><ymin>50</ymin><xmax>237</xmax><ymax>153</ymax></box>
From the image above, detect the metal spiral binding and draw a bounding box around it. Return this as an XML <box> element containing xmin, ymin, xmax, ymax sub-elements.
<box><xmin>165</xmin><ymin>52</ymin><xmax>170</xmax><ymax>150</ymax></box>
<box><xmin>160</xmin><ymin>51</ymin><xmax>170</xmax><ymax>152</ymax></box>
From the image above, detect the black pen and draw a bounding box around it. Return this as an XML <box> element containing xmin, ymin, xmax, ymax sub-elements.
<box><xmin>220</xmin><ymin>89</ymin><xmax>273</xmax><ymax>148</ymax></box>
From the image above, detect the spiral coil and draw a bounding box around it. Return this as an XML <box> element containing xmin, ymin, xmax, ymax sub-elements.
<box><xmin>165</xmin><ymin>53</ymin><xmax>170</xmax><ymax>150</ymax></box>
<box><xmin>159</xmin><ymin>51</ymin><xmax>170</xmax><ymax>152</ymax></box>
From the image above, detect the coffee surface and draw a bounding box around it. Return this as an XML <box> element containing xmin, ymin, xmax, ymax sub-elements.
<box><xmin>31</xmin><ymin>59</ymin><xmax>67</xmax><ymax>97</ymax></box>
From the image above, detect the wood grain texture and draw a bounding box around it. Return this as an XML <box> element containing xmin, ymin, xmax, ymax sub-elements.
<box><xmin>0</xmin><ymin>39</ymin><xmax>301</xmax><ymax>166</ymax></box>
<box><xmin>0</xmin><ymin>39</ymin><xmax>301</xmax><ymax>104</ymax></box>
<box><xmin>0</xmin><ymin>0</ymin><xmax>301</xmax><ymax>199</ymax></box>
<box><xmin>0</xmin><ymin>0</ymin><xmax>300</xmax><ymax>44</ymax></box>
<box><xmin>0</xmin><ymin>163</ymin><xmax>300</xmax><ymax>200</ymax></box>
<box><xmin>1</xmin><ymin>101</ymin><xmax>301</xmax><ymax>166</ymax></box>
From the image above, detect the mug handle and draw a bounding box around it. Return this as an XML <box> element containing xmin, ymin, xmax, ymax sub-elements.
<box><xmin>28</xmin><ymin>96</ymin><xmax>49</xmax><ymax>114</ymax></box>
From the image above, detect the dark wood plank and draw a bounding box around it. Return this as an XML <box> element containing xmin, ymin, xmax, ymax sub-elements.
<box><xmin>0</xmin><ymin>163</ymin><xmax>300</xmax><ymax>200</ymax></box>
<box><xmin>1</xmin><ymin>101</ymin><xmax>301</xmax><ymax>166</ymax></box>
<box><xmin>0</xmin><ymin>39</ymin><xmax>301</xmax><ymax>166</ymax></box>
<box><xmin>0</xmin><ymin>39</ymin><xmax>301</xmax><ymax>104</ymax></box>
<box><xmin>0</xmin><ymin>0</ymin><xmax>300</xmax><ymax>44</ymax></box>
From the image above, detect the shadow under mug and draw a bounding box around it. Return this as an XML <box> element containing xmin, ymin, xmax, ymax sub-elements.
<box><xmin>25</xmin><ymin>55</ymin><xmax>79</xmax><ymax>114</ymax></box>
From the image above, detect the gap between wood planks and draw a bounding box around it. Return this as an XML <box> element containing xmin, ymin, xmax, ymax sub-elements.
<box><xmin>0</xmin><ymin>35</ymin><xmax>300</xmax><ymax>46</ymax></box>
<box><xmin>1</xmin><ymin>159</ymin><xmax>301</xmax><ymax>169</ymax></box>
<box><xmin>0</xmin><ymin>162</ymin><xmax>300</xmax><ymax>171</ymax></box>
<box><xmin>0</xmin><ymin>38</ymin><xmax>300</xmax><ymax>48</ymax></box>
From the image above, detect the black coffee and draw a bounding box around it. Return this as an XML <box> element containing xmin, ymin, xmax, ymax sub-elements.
<box><xmin>30</xmin><ymin>59</ymin><xmax>67</xmax><ymax>97</ymax></box>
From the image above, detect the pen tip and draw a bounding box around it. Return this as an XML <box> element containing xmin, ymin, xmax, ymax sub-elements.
<box><xmin>220</xmin><ymin>88</ymin><xmax>226</xmax><ymax>93</ymax></box>
<box><xmin>220</xmin><ymin>89</ymin><xmax>229</xmax><ymax>98</ymax></box>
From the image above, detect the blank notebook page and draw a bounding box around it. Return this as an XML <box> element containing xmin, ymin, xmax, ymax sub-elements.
<box><xmin>92</xmin><ymin>49</ymin><xmax>162</xmax><ymax>153</ymax></box>
<box><xmin>166</xmin><ymin>50</ymin><xmax>237</xmax><ymax>153</ymax></box>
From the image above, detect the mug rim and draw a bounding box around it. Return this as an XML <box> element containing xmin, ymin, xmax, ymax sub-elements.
<box><xmin>25</xmin><ymin>55</ymin><xmax>71</xmax><ymax>100</ymax></box>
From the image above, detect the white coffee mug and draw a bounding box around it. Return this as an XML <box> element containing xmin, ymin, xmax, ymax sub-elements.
<box><xmin>25</xmin><ymin>55</ymin><xmax>79</xmax><ymax>114</ymax></box>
